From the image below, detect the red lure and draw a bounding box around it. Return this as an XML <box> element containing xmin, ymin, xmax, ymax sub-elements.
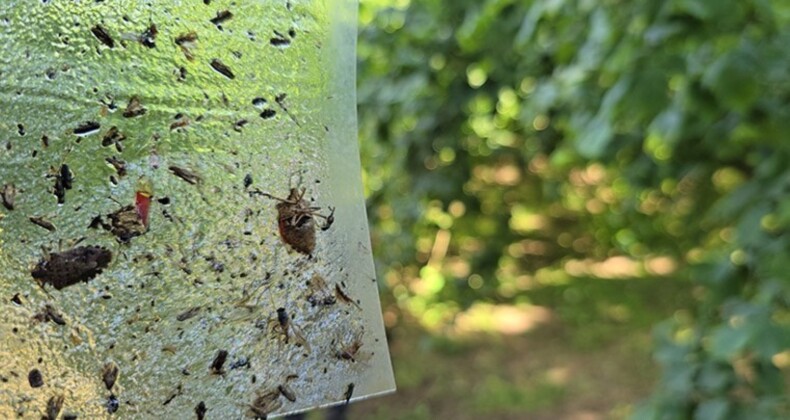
<box><xmin>135</xmin><ymin>177</ymin><xmax>153</xmax><ymax>229</ymax></box>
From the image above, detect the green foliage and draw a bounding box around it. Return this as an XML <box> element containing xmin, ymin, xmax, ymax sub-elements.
<box><xmin>358</xmin><ymin>0</ymin><xmax>790</xmax><ymax>417</ymax></box>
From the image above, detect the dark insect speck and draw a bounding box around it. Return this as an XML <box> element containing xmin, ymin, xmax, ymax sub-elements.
<box><xmin>229</xmin><ymin>357</ymin><xmax>249</xmax><ymax>370</ymax></box>
<box><xmin>102</xmin><ymin>362</ymin><xmax>119</xmax><ymax>390</ymax></box>
<box><xmin>31</xmin><ymin>246</ymin><xmax>112</xmax><ymax>290</ymax></box>
<box><xmin>105</xmin><ymin>156</ymin><xmax>126</xmax><ymax>177</ymax></box>
<box><xmin>260</xmin><ymin>109</ymin><xmax>276</xmax><ymax>119</ymax></box>
<box><xmin>195</xmin><ymin>401</ymin><xmax>207</xmax><ymax>420</ymax></box>
<box><xmin>47</xmin><ymin>394</ymin><xmax>65</xmax><ymax>420</ymax></box>
<box><xmin>1</xmin><ymin>183</ymin><xmax>16</xmax><ymax>210</ymax></box>
<box><xmin>102</xmin><ymin>126</ymin><xmax>126</xmax><ymax>147</ymax></box>
<box><xmin>169</xmin><ymin>166</ymin><xmax>201</xmax><ymax>185</ymax></box>
<box><xmin>74</xmin><ymin>121</ymin><xmax>101</xmax><ymax>136</ymax></box>
<box><xmin>344</xmin><ymin>383</ymin><xmax>354</xmax><ymax>404</ymax></box>
<box><xmin>233</xmin><ymin>119</ymin><xmax>248</xmax><ymax>132</ymax></box>
<box><xmin>107</xmin><ymin>394</ymin><xmax>120</xmax><ymax>414</ymax></box>
<box><xmin>11</xmin><ymin>293</ymin><xmax>23</xmax><ymax>305</ymax></box>
<box><xmin>52</xmin><ymin>164</ymin><xmax>72</xmax><ymax>204</ymax></box>
<box><xmin>243</xmin><ymin>174</ymin><xmax>252</xmax><ymax>188</ymax></box>
<box><xmin>29</xmin><ymin>216</ymin><xmax>56</xmax><ymax>232</ymax></box>
<box><xmin>278</xmin><ymin>384</ymin><xmax>296</xmax><ymax>402</ymax></box>
<box><xmin>247</xmin><ymin>390</ymin><xmax>282</xmax><ymax>419</ymax></box>
<box><xmin>175</xmin><ymin>32</ymin><xmax>198</xmax><ymax>45</ymax></box>
<box><xmin>270</xmin><ymin>31</ymin><xmax>290</xmax><ymax>47</ymax></box>
<box><xmin>28</xmin><ymin>369</ymin><xmax>44</xmax><ymax>388</ymax></box>
<box><xmin>176</xmin><ymin>306</ymin><xmax>201</xmax><ymax>321</ymax></box>
<box><xmin>209</xmin><ymin>59</ymin><xmax>234</xmax><ymax>79</ymax></box>
<box><xmin>122</xmin><ymin>96</ymin><xmax>146</xmax><ymax>118</ymax></box>
<box><xmin>335</xmin><ymin>284</ymin><xmax>360</xmax><ymax>309</ymax></box>
<box><xmin>33</xmin><ymin>304</ymin><xmax>66</xmax><ymax>325</ymax></box>
<box><xmin>91</xmin><ymin>24</ymin><xmax>114</xmax><ymax>48</ymax></box>
<box><xmin>59</xmin><ymin>164</ymin><xmax>73</xmax><ymax>189</ymax></box>
<box><xmin>210</xmin><ymin>10</ymin><xmax>233</xmax><ymax>26</ymax></box>
<box><xmin>210</xmin><ymin>350</ymin><xmax>228</xmax><ymax>374</ymax></box>
<box><xmin>140</xmin><ymin>24</ymin><xmax>158</xmax><ymax>48</ymax></box>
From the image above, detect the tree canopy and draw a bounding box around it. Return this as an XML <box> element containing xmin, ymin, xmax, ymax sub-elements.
<box><xmin>358</xmin><ymin>0</ymin><xmax>790</xmax><ymax>417</ymax></box>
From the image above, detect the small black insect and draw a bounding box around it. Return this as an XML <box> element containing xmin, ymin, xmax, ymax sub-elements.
<box><xmin>306</xmin><ymin>275</ymin><xmax>335</xmax><ymax>307</ymax></box>
<box><xmin>210</xmin><ymin>10</ymin><xmax>233</xmax><ymax>26</ymax></box>
<box><xmin>140</xmin><ymin>24</ymin><xmax>158</xmax><ymax>48</ymax></box>
<box><xmin>243</xmin><ymin>174</ymin><xmax>253</xmax><ymax>188</ymax></box>
<box><xmin>259</xmin><ymin>109</ymin><xmax>276</xmax><ymax>119</ymax></box>
<box><xmin>59</xmin><ymin>164</ymin><xmax>73</xmax><ymax>189</ymax></box>
<box><xmin>170</xmin><ymin>115</ymin><xmax>190</xmax><ymax>130</ymax></box>
<box><xmin>163</xmin><ymin>384</ymin><xmax>183</xmax><ymax>405</ymax></box>
<box><xmin>210</xmin><ymin>349</ymin><xmax>228</xmax><ymax>374</ymax></box>
<box><xmin>102</xmin><ymin>126</ymin><xmax>126</xmax><ymax>148</ymax></box>
<box><xmin>169</xmin><ymin>166</ymin><xmax>201</xmax><ymax>185</ymax></box>
<box><xmin>91</xmin><ymin>24</ymin><xmax>115</xmax><ymax>48</ymax></box>
<box><xmin>2</xmin><ymin>183</ymin><xmax>16</xmax><ymax>210</ymax></box>
<box><xmin>176</xmin><ymin>306</ymin><xmax>201</xmax><ymax>321</ymax></box>
<box><xmin>278</xmin><ymin>383</ymin><xmax>296</xmax><ymax>403</ymax></box>
<box><xmin>33</xmin><ymin>304</ymin><xmax>66</xmax><ymax>325</ymax></box>
<box><xmin>209</xmin><ymin>59</ymin><xmax>235</xmax><ymax>79</ymax></box>
<box><xmin>102</xmin><ymin>361</ymin><xmax>119</xmax><ymax>390</ymax></box>
<box><xmin>343</xmin><ymin>383</ymin><xmax>354</xmax><ymax>405</ymax></box>
<box><xmin>175</xmin><ymin>32</ymin><xmax>197</xmax><ymax>45</ymax></box>
<box><xmin>29</xmin><ymin>216</ymin><xmax>56</xmax><ymax>232</ymax></box>
<box><xmin>10</xmin><ymin>293</ymin><xmax>23</xmax><ymax>305</ymax></box>
<box><xmin>51</xmin><ymin>164</ymin><xmax>73</xmax><ymax>204</ymax></box>
<box><xmin>107</xmin><ymin>394</ymin><xmax>120</xmax><ymax>414</ymax></box>
<box><xmin>105</xmin><ymin>156</ymin><xmax>127</xmax><ymax>177</ymax></box>
<box><xmin>74</xmin><ymin>121</ymin><xmax>101</xmax><ymax>136</ymax></box>
<box><xmin>175</xmin><ymin>32</ymin><xmax>198</xmax><ymax>60</ymax></box>
<box><xmin>31</xmin><ymin>246</ymin><xmax>113</xmax><ymax>290</ymax></box>
<box><xmin>233</xmin><ymin>119</ymin><xmax>248</xmax><ymax>132</ymax></box>
<box><xmin>122</xmin><ymin>96</ymin><xmax>146</xmax><ymax>118</ymax></box>
<box><xmin>195</xmin><ymin>401</ymin><xmax>207</xmax><ymax>420</ymax></box>
<box><xmin>46</xmin><ymin>394</ymin><xmax>65</xmax><ymax>420</ymax></box>
<box><xmin>335</xmin><ymin>284</ymin><xmax>361</xmax><ymax>309</ymax></box>
<box><xmin>247</xmin><ymin>390</ymin><xmax>282</xmax><ymax>419</ymax></box>
<box><xmin>270</xmin><ymin>30</ymin><xmax>290</xmax><ymax>47</ymax></box>
<box><xmin>28</xmin><ymin>368</ymin><xmax>44</xmax><ymax>388</ymax></box>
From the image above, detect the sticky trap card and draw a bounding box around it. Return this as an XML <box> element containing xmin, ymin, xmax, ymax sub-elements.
<box><xmin>0</xmin><ymin>1</ymin><xmax>394</xmax><ymax>418</ymax></box>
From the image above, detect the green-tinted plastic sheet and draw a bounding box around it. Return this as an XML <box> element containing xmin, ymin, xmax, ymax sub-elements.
<box><xmin>0</xmin><ymin>1</ymin><xmax>394</xmax><ymax>418</ymax></box>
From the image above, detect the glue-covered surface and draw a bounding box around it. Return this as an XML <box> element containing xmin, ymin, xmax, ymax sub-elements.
<box><xmin>0</xmin><ymin>1</ymin><xmax>394</xmax><ymax>418</ymax></box>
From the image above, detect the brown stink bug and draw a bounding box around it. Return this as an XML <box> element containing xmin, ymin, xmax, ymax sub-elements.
<box><xmin>254</xmin><ymin>188</ymin><xmax>334</xmax><ymax>255</ymax></box>
<box><xmin>31</xmin><ymin>246</ymin><xmax>112</xmax><ymax>290</ymax></box>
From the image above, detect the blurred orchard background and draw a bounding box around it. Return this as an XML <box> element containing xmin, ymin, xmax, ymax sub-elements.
<box><xmin>345</xmin><ymin>0</ymin><xmax>790</xmax><ymax>419</ymax></box>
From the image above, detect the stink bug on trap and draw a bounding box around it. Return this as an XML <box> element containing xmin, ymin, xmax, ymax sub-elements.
<box><xmin>253</xmin><ymin>188</ymin><xmax>334</xmax><ymax>255</ymax></box>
